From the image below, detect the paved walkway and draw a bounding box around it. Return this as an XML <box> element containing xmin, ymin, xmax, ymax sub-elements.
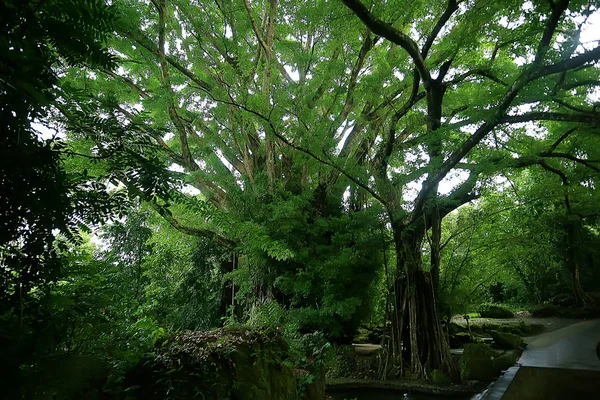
<box><xmin>519</xmin><ymin>319</ymin><xmax>600</xmax><ymax>370</ymax></box>
<box><xmin>480</xmin><ymin>319</ymin><xmax>600</xmax><ymax>399</ymax></box>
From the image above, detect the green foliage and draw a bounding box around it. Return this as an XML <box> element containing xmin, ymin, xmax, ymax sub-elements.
<box><xmin>127</xmin><ymin>328</ymin><xmax>300</xmax><ymax>400</ymax></box>
<box><xmin>439</xmin><ymin>165</ymin><xmax>600</xmax><ymax>312</ymax></box>
<box><xmin>215</xmin><ymin>189</ymin><xmax>386</xmax><ymax>339</ymax></box>
<box><xmin>0</xmin><ymin>0</ymin><xmax>124</xmax><ymax>396</ymax></box>
<box><xmin>248</xmin><ymin>300</ymin><xmax>286</xmax><ymax>329</ymax></box>
<box><xmin>4</xmin><ymin>0</ymin><xmax>600</xmax><ymax>387</ymax></box>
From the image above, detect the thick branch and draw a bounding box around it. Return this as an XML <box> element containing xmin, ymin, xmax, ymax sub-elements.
<box><xmin>422</xmin><ymin>0</ymin><xmax>459</xmax><ymax>58</ymax></box>
<box><xmin>534</xmin><ymin>0</ymin><xmax>569</xmax><ymax>63</ymax></box>
<box><xmin>445</xmin><ymin>68</ymin><xmax>508</xmax><ymax>87</ymax></box>
<box><xmin>341</xmin><ymin>31</ymin><xmax>377</xmax><ymax>120</ymax></box>
<box><xmin>152</xmin><ymin>203</ymin><xmax>236</xmax><ymax>248</ymax></box>
<box><xmin>98</xmin><ymin>67</ymin><xmax>149</xmax><ymax>98</ymax></box>
<box><xmin>542</xmin><ymin>152</ymin><xmax>600</xmax><ymax>172</ymax></box>
<box><xmin>501</xmin><ymin>111</ymin><xmax>600</xmax><ymax>125</ymax></box>
<box><xmin>227</xmin><ymin>98</ymin><xmax>388</xmax><ymax>205</ymax></box>
<box><xmin>341</xmin><ymin>0</ymin><xmax>431</xmax><ymax>83</ymax></box>
<box><xmin>546</xmin><ymin>127</ymin><xmax>577</xmax><ymax>153</ymax></box>
<box><xmin>530</xmin><ymin>46</ymin><xmax>600</xmax><ymax>80</ymax></box>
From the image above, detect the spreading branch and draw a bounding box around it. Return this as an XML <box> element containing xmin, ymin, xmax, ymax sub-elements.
<box><xmin>341</xmin><ymin>0</ymin><xmax>431</xmax><ymax>83</ymax></box>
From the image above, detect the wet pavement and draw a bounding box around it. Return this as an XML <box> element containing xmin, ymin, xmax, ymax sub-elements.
<box><xmin>480</xmin><ymin>319</ymin><xmax>600</xmax><ymax>399</ymax></box>
<box><xmin>518</xmin><ymin>319</ymin><xmax>600</xmax><ymax>370</ymax></box>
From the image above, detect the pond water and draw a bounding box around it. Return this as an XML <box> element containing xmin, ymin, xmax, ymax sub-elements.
<box><xmin>326</xmin><ymin>388</ymin><xmax>472</xmax><ymax>400</ymax></box>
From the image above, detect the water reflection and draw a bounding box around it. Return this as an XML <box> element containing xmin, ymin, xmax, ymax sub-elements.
<box><xmin>327</xmin><ymin>388</ymin><xmax>471</xmax><ymax>400</ymax></box>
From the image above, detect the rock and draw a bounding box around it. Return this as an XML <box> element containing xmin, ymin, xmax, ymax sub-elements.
<box><xmin>460</xmin><ymin>343</ymin><xmax>499</xmax><ymax>382</ymax></box>
<box><xmin>449</xmin><ymin>332</ymin><xmax>473</xmax><ymax>348</ymax></box>
<box><xmin>530</xmin><ymin>303</ymin><xmax>559</xmax><ymax>317</ymax></box>
<box><xmin>493</xmin><ymin>349</ymin><xmax>522</xmax><ymax>371</ymax></box>
<box><xmin>491</xmin><ymin>330</ymin><xmax>524</xmax><ymax>350</ymax></box>
<box><xmin>432</xmin><ymin>369</ymin><xmax>452</xmax><ymax>385</ymax></box>
<box><xmin>304</xmin><ymin>368</ymin><xmax>326</xmax><ymax>400</ymax></box>
<box><xmin>478</xmin><ymin>304</ymin><xmax>514</xmax><ymax>318</ymax></box>
<box><xmin>460</xmin><ymin>344</ymin><xmax>522</xmax><ymax>384</ymax></box>
<box><xmin>514</xmin><ymin>310</ymin><xmax>531</xmax><ymax>318</ymax></box>
<box><xmin>550</xmin><ymin>293</ymin><xmax>576</xmax><ymax>307</ymax></box>
<box><xmin>230</xmin><ymin>342</ymin><xmax>298</xmax><ymax>400</ymax></box>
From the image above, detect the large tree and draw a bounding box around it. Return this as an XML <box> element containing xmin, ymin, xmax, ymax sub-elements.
<box><xmin>60</xmin><ymin>0</ymin><xmax>600</xmax><ymax>377</ymax></box>
<box><xmin>60</xmin><ymin>0</ymin><xmax>387</xmax><ymax>337</ymax></box>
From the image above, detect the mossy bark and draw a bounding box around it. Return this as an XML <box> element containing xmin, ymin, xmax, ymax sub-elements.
<box><xmin>386</xmin><ymin>228</ymin><xmax>456</xmax><ymax>380</ymax></box>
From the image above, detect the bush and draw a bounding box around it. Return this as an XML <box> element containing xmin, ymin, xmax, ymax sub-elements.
<box><xmin>127</xmin><ymin>328</ymin><xmax>299</xmax><ymax>400</ymax></box>
<box><xmin>477</xmin><ymin>304</ymin><xmax>514</xmax><ymax>318</ymax></box>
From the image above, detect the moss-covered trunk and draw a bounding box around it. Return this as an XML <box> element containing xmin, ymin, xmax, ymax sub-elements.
<box><xmin>566</xmin><ymin>217</ymin><xmax>593</xmax><ymax>306</ymax></box>
<box><xmin>387</xmin><ymin>226</ymin><xmax>455</xmax><ymax>380</ymax></box>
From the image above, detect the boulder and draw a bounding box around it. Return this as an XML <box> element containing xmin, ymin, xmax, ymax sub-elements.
<box><xmin>303</xmin><ymin>368</ymin><xmax>326</xmax><ymax>400</ymax></box>
<box><xmin>478</xmin><ymin>304</ymin><xmax>514</xmax><ymax>318</ymax></box>
<box><xmin>493</xmin><ymin>349</ymin><xmax>522</xmax><ymax>371</ymax></box>
<box><xmin>432</xmin><ymin>369</ymin><xmax>452</xmax><ymax>385</ymax></box>
<box><xmin>530</xmin><ymin>303</ymin><xmax>559</xmax><ymax>317</ymax></box>
<box><xmin>449</xmin><ymin>332</ymin><xmax>473</xmax><ymax>348</ymax></box>
<box><xmin>460</xmin><ymin>343</ymin><xmax>499</xmax><ymax>382</ymax></box>
<box><xmin>491</xmin><ymin>330</ymin><xmax>524</xmax><ymax>350</ymax></box>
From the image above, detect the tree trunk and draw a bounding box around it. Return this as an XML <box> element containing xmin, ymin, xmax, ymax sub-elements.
<box><xmin>429</xmin><ymin>202</ymin><xmax>441</xmax><ymax>294</ymax></box>
<box><xmin>572</xmin><ymin>261</ymin><xmax>591</xmax><ymax>306</ymax></box>
<box><xmin>220</xmin><ymin>254</ymin><xmax>242</xmax><ymax>319</ymax></box>
<box><xmin>566</xmin><ymin>218</ymin><xmax>593</xmax><ymax>306</ymax></box>
<box><xmin>387</xmin><ymin>226</ymin><xmax>456</xmax><ymax>379</ymax></box>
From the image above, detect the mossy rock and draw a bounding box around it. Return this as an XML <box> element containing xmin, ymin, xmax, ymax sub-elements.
<box><xmin>493</xmin><ymin>349</ymin><xmax>522</xmax><ymax>371</ymax></box>
<box><xmin>570</xmin><ymin>306</ymin><xmax>600</xmax><ymax>319</ymax></box>
<box><xmin>432</xmin><ymin>369</ymin><xmax>452</xmax><ymax>385</ymax></box>
<box><xmin>448</xmin><ymin>322</ymin><xmax>469</xmax><ymax>335</ymax></box>
<box><xmin>491</xmin><ymin>330</ymin><xmax>524</xmax><ymax>350</ymax></box>
<box><xmin>530</xmin><ymin>303</ymin><xmax>559</xmax><ymax>317</ymax></box>
<box><xmin>478</xmin><ymin>304</ymin><xmax>514</xmax><ymax>319</ymax></box>
<box><xmin>229</xmin><ymin>342</ymin><xmax>297</xmax><ymax>400</ymax></box>
<box><xmin>460</xmin><ymin>343</ymin><xmax>499</xmax><ymax>382</ymax></box>
<box><xmin>449</xmin><ymin>332</ymin><xmax>473</xmax><ymax>348</ymax></box>
<box><xmin>480</xmin><ymin>321</ymin><xmax>527</xmax><ymax>336</ymax></box>
<box><xmin>303</xmin><ymin>368</ymin><xmax>326</xmax><ymax>400</ymax></box>
<box><xmin>550</xmin><ymin>293</ymin><xmax>576</xmax><ymax>307</ymax></box>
